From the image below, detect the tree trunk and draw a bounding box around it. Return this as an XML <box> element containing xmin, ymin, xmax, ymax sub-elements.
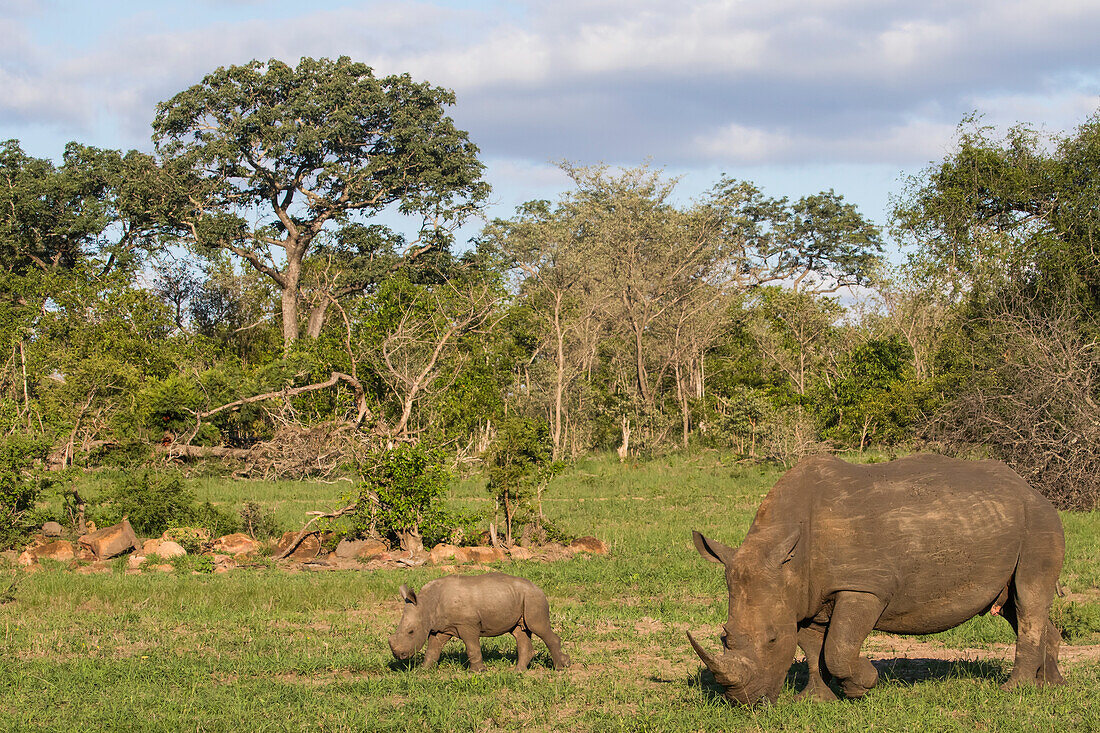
<box><xmin>305</xmin><ymin>299</ymin><xmax>329</xmax><ymax>339</ymax></box>
<box><xmin>281</xmin><ymin>257</ymin><xmax>301</xmax><ymax>347</ymax></box>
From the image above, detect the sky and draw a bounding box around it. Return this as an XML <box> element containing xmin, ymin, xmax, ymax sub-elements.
<box><xmin>4</xmin><ymin>0</ymin><xmax>1100</xmax><ymax>252</ymax></box>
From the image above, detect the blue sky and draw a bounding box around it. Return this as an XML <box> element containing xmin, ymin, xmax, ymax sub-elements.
<box><xmin>4</xmin><ymin>0</ymin><xmax>1100</xmax><ymax>252</ymax></box>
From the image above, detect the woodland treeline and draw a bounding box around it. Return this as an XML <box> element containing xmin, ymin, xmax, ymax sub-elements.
<box><xmin>4</xmin><ymin>58</ymin><xmax>1100</xmax><ymax>511</ymax></box>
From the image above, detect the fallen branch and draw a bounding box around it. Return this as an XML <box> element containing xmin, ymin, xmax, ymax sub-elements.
<box><xmin>275</xmin><ymin>502</ymin><xmax>359</xmax><ymax>560</ymax></box>
<box><xmin>185</xmin><ymin>371</ymin><xmax>371</xmax><ymax>443</ymax></box>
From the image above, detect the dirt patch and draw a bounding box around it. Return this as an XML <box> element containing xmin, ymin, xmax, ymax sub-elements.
<box><xmin>864</xmin><ymin>634</ymin><xmax>1100</xmax><ymax>665</ymax></box>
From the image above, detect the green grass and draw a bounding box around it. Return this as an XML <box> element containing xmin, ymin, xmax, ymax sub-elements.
<box><xmin>3</xmin><ymin>451</ymin><xmax>1098</xmax><ymax>731</ymax></box>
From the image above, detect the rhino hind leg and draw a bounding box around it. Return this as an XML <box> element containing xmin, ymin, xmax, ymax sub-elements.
<box><xmin>823</xmin><ymin>591</ymin><xmax>885</xmax><ymax>699</ymax></box>
<box><xmin>1038</xmin><ymin>619</ymin><xmax>1064</xmax><ymax>685</ymax></box>
<box><xmin>999</xmin><ymin>595</ymin><xmax>1064</xmax><ymax>688</ymax></box>
<box><xmin>1000</xmin><ymin>540</ymin><xmax>1063</xmax><ymax>690</ymax></box>
<box><xmin>795</xmin><ymin>624</ymin><xmax>838</xmax><ymax>701</ymax></box>
<box><xmin>512</xmin><ymin>627</ymin><xmax>535</xmax><ymax>670</ymax></box>
<box><xmin>523</xmin><ymin>594</ymin><xmax>571</xmax><ymax>670</ymax></box>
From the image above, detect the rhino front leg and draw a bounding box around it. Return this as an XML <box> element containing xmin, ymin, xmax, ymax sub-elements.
<box><xmin>421</xmin><ymin>632</ymin><xmax>452</xmax><ymax>669</ymax></box>
<box><xmin>823</xmin><ymin>591</ymin><xmax>885</xmax><ymax>699</ymax></box>
<box><xmin>457</xmin><ymin>627</ymin><xmax>486</xmax><ymax>671</ymax></box>
<box><xmin>795</xmin><ymin>624</ymin><xmax>837</xmax><ymax>701</ymax></box>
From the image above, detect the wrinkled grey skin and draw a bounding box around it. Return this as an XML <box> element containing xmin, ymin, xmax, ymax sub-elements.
<box><xmin>689</xmin><ymin>453</ymin><xmax>1065</xmax><ymax>704</ymax></box>
<box><xmin>389</xmin><ymin>572</ymin><xmax>571</xmax><ymax>671</ymax></box>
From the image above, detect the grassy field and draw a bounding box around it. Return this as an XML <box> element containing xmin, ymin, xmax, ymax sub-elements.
<box><xmin>1</xmin><ymin>452</ymin><xmax>1098</xmax><ymax>731</ymax></box>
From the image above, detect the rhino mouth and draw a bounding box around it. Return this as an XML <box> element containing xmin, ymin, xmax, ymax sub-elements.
<box><xmin>687</xmin><ymin>631</ymin><xmax>775</xmax><ymax>705</ymax></box>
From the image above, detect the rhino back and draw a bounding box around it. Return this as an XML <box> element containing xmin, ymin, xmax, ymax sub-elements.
<box><xmin>757</xmin><ymin>454</ymin><xmax>1062</xmax><ymax>633</ymax></box>
<box><xmin>420</xmin><ymin>573</ymin><xmax>536</xmax><ymax>636</ymax></box>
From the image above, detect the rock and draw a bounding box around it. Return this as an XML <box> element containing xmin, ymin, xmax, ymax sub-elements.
<box><xmin>78</xmin><ymin>519</ymin><xmax>141</xmax><ymax>560</ymax></box>
<box><xmin>41</xmin><ymin>521</ymin><xmax>64</xmax><ymax>537</ymax></box>
<box><xmin>150</xmin><ymin>564</ymin><xmax>174</xmax><ymax>573</ymax></box>
<box><xmin>334</xmin><ymin>537</ymin><xmax>388</xmax><ymax>560</ymax></box>
<box><xmin>455</xmin><ymin>546</ymin><xmax>505</xmax><ymax>564</ymax></box>
<box><xmin>569</xmin><ymin>536</ymin><xmax>609</xmax><ymax>555</ymax></box>
<box><xmin>428</xmin><ymin>544</ymin><xmax>458</xmax><ymax>565</ymax></box>
<box><xmin>214</xmin><ymin>565</ymin><xmax>230</xmax><ymax>574</ymax></box>
<box><xmin>161</xmin><ymin>527</ymin><xmax>210</xmax><ymax>548</ymax></box>
<box><xmin>211</xmin><ymin>554</ymin><xmax>235</xmax><ymax>569</ymax></box>
<box><xmin>85</xmin><ymin>521</ymin><xmax>96</xmax><ymax>533</ymax></box>
<box><xmin>277</xmin><ymin>531</ymin><xmax>321</xmax><ymax>561</ymax></box>
<box><xmin>211</xmin><ymin>533</ymin><xmax>260</xmax><ymax>556</ymax></box>
<box><xmin>32</xmin><ymin>540</ymin><xmax>75</xmax><ymax>563</ymax></box>
<box><xmin>154</xmin><ymin>541</ymin><xmax>186</xmax><ymax>559</ymax></box>
<box><xmin>16</xmin><ymin>550</ymin><xmax>35</xmax><ymax>567</ymax></box>
<box><xmin>334</xmin><ymin>538</ymin><xmax>367</xmax><ymax>559</ymax></box>
<box><xmin>127</xmin><ymin>554</ymin><xmax>147</xmax><ymax>570</ymax></box>
<box><xmin>508</xmin><ymin>546</ymin><xmax>534</xmax><ymax>561</ymax></box>
<box><xmin>142</xmin><ymin>539</ymin><xmax>163</xmax><ymax>555</ymax></box>
<box><xmin>356</xmin><ymin>539</ymin><xmax>387</xmax><ymax>560</ymax></box>
<box><xmin>76</xmin><ymin>547</ymin><xmax>96</xmax><ymax>562</ymax></box>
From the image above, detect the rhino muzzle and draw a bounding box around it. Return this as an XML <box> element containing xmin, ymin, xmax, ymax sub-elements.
<box><xmin>687</xmin><ymin>631</ymin><xmax>771</xmax><ymax>705</ymax></box>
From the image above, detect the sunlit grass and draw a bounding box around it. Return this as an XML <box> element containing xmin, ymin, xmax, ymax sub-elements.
<box><xmin>4</xmin><ymin>449</ymin><xmax>1098</xmax><ymax>731</ymax></box>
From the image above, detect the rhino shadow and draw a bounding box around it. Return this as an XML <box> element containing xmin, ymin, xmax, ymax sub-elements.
<box><xmin>870</xmin><ymin>656</ymin><xmax>1006</xmax><ymax>686</ymax></box>
<box><xmin>387</xmin><ymin>646</ymin><xmax>555</xmax><ymax>672</ymax></box>
<box><xmin>685</xmin><ymin>657</ymin><xmax>1006</xmax><ymax>703</ymax></box>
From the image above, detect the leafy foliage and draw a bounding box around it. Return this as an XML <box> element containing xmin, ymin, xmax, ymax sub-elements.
<box><xmin>91</xmin><ymin>470</ymin><xmax>239</xmax><ymax>538</ymax></box>
<box><xmin>351</xmin><ymin>444</ymin><xmax>463</xmax><ymax>549</ymax></box>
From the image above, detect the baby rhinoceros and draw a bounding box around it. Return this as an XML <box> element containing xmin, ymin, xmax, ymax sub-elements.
<box><xmin>389</xmin><ymin>572</ymin><xmax>571</xmax><ymax>672</ymax></box>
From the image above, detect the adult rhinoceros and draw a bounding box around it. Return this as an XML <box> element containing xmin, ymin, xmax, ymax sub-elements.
<box><xmin>688</xmin><ymin>453</ymin><xmax>1064</xmax><ymax>703</ymax></box>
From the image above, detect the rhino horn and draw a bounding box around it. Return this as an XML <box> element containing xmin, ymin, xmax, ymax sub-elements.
<box><xmin>687</xmin><ymin>631</ymin><xmax>745</xmax><ymax>689</ymax></box>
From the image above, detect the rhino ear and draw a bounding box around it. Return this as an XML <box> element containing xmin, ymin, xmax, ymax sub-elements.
<box><xmin>692</xmin><ymin>530</ymin><xmax>737</xmax><ymax>565</ymax></box>
<box><xmin>771</xmin><ymin>525</ymin><xmax>801</xmax><ymax>567</ymax></box>
<box><xmin>399</xmin><ymin>584</ymin><xmax>417</xmax><ymax>605</ymax></box>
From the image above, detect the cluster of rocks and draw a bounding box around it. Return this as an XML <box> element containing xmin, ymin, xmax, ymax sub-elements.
<box><xmin>8</xmin><ymin>519</ymin><xmax>609</xmax><ymax>575</ymax></box>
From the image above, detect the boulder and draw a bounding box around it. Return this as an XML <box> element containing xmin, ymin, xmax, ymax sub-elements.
<box><xmin>508</xmin><ymin>546</ymin><xmax>535</xmax><ymax>561</ymax></box>
<box><xmin>78</xmin><ymin>519</ymin><xmax>141</xmax><ymax>560</ymax></box>
<box><xmin>41</xmin><ymin>521</ymin><xmax>64</xmax><ymax>537</ymax></box>
<box><xmin>569</xmin><ymin>536</ymin><xmax>609</xmax><ymax>555</ymax></box>
<box><xmin>454</xmin><ymin>546</ymin><xmax>505</xmax><ymax>564</ymax></box>
<box><xmin>355</xmin><ymin>539</ymin><xmax>387</xmax><ymax>560</ymax></box>
<box><xmin>333</xmin><ymin>538</ymin><xmax>366</xmax><ymax>559</ymax></box>
<box><xmin>142</xmin><ymin>539</ymin><xmax>163</xmax><ymax>555</ymax></box>
<box><xmin>428</xmin><ymin>544</ymin><xmax>458</xmax><ymax>565</ymax></box>
<box><xmin>127</xmin><ymin>554</ymin><xmax>147</xmax><ymax>570</ymax></box>
<box><xmin>154</xmin><ymin>541</ymin><xmax>186</xmax><ymax>559</ymax></box>
<box><xmin>277</xmin><ymin>531</ymin><xmax>321</xmax><ymax>561</ymax></box>
<box><xmin>32</xmin><ymin>540</ymin><xmax>75</xmax><ymax>563</ymax></box>
<box><xmin>211</xmin><ymin>533</ymin><xmax>260</xmax><ymax>556</ymax></box>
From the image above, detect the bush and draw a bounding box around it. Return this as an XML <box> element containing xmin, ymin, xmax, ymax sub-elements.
<box><xmin>91</xmin><ymin>470</ymin><xmax>239</xmax><ymax>538</ymax></box>
<box><xmin>350</xmin><ymin>444</ymin><xmax>460</xmax><ymax>551</ymax></box>
<box><xmin>0</xmin><ymin>437</ymin><xmax>50</xmax><ymax>548</ymax></box>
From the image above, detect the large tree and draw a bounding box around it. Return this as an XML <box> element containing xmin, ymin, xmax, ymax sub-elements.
<box><xmin>152</xmin><ymin>56</ymin><xmax>489</xmax><ymax>348</ymax></box>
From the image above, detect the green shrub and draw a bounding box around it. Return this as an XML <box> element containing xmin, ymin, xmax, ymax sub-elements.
<box><xmin>0</xmin><ymin>436</ymin><xmax>50</xmax><ymax>548</ymax></box>
<box><xmin>92</xmin><ymin>470</ymin><xmax>239</xmax><ymax>539</ymax></box>
<box><xmin>350</xmin><ymin>444</ymin><xmax>459</xmax><ymax>550</ymax></box>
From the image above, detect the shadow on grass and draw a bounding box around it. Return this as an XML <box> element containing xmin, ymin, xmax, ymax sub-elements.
<box><xmin>871</xmin><ymin>656</ymin><xmax>1007</xmax><ymax>686</ymax></box>
<box><xmin>386</xmin><ymin>645</ymin><xmax>558</xmax><ymax>672</ymax></box>
<box><xmin>682</xmin><ymin>656</ymin><xmax>1007</xmax><ymax>704</ymax></box>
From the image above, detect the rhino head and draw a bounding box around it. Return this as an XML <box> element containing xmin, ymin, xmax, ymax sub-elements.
<box><xmin>389</xmin><ymin>584</ymin><xmax>430</xmax><ymax>661</ymax></box>
<box><xmin>689</xmin><ymin>528</ymin><xmax>801</xmax><ymax>704</ymax></box>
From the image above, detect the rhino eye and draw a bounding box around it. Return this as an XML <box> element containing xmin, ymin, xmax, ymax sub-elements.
<box><xmin>408</xmin><ymin>629</ymin><xmax>415</xmax><ymax>635</ymax></box>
